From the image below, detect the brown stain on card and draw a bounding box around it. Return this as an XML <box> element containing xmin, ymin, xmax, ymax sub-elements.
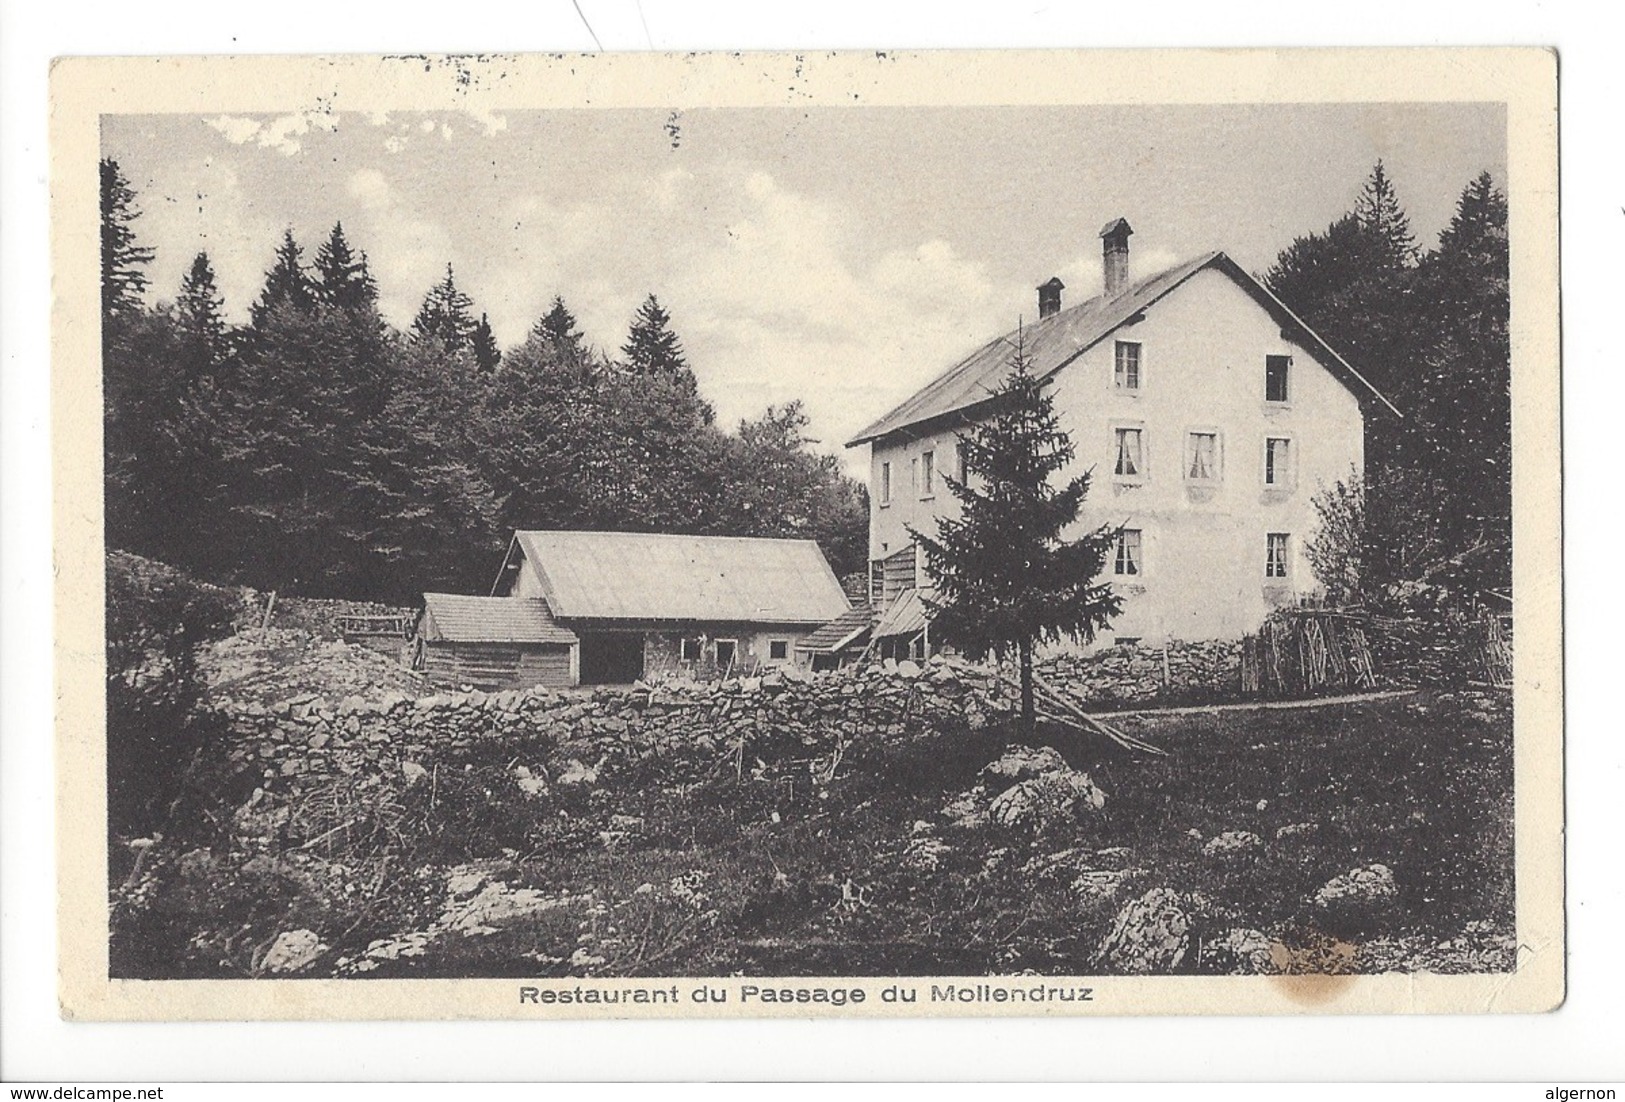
<box><xmin>1267</xmin><ymin>929</ymin><xmax>1359</xmax><ymax>1006</ymax></box>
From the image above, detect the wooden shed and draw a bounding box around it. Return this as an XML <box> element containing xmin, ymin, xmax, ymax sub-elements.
<box><xmin>412</xmin><ymin>592</ymin><xmax>579</xmax><ymax>690</ymax></box>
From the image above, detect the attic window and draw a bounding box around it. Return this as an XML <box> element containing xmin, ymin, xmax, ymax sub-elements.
<box><xmin>1266</xmin><ymin>355</ymin><xmax>1291</xmax><ymax>403</ymax></box>
<box><xmin>1115</xmin><ymin>341</ymin><xmax>1142</xmax><ymax>391</ymax></box>
<box><xmin>921</xmin><ymin>449</ymin><xmax>935</xmax><ymax>497</ymax></box>
<box><xmin>880</xmin><ymin>461</ymin><xmax>891</xmax><ymax>506</ymax></box>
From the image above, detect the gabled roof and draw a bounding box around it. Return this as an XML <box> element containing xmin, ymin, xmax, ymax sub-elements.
<box><xmin>846</xmin><ymin>251</ymin><xmax>1398</xmax><ymax>447</ymax></box>
<box><xmin>798</xmin><ymin>603</ymin><xmax>875</xmax><ymax>654</ymax></box>
<box><xmin>502</xmin><ymin>530</ymin><xmax>851</xmax><ymax>625</ymax></box>
<box><xmin>421</xmin><ymin>593</ymin><xmax>579</xmax><ymax>646</ymax></box>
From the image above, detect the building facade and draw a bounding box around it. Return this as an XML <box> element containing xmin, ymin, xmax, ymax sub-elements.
<box><xmin>847</xmin><ymin>219</ymin><xmax>1397</xmax><ymax>648</ymax></box>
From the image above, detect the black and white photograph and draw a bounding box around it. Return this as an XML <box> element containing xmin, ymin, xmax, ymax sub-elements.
<box><xmin>49</xmin><ymin>48</ymin><xmax>1562</xmax><ymax>1019</ymax></box>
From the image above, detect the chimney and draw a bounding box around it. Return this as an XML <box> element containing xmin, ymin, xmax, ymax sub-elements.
<box><xmin>1100</xmin><ymin>217</ymin><xmax>1134</xmax><ymax>297</ymax></box>
<box><xmin>1037</xmin><ymin>277</ymin><xmax>1065</xmax><ymax>320</ymax></box>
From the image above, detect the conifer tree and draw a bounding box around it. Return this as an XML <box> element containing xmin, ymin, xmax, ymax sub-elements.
<box><xmin>622</xmin><ymin>294</ymin><xmax>686</xmax><ymax>376</ymax></box>
<box><xmin>1355</xmin><ymin>160</ymin><xmax>1418</xmax><ymax>269</ymax></box>
<box><xmin>471</xmin><ymin>312</ymin><xmax>502</xmax><ymax>372</ymax></box>
<box><xmin>99</xmin><ymin>158</ymin><xmax>155</xmax><ymax>326</ymax></box>
<box><xmin>250</xmin><ymin>230</ymin><xmax>315</xmax><ymax>326</ymax></box>
<box><xmin>173</xmin><ymin>251</ymin><xmax>229</xmax><ymax>377</ymax></box>
<box><xmin>913</xmin><ymin>337</ymin><xmax>1122</xmax><ymax>737</ymax></box>
<box><xmin>532</xmin><ymin>295</ymin><xmax>589</xmax><ymax>364</ymax></box>
<box><xmin>411</xmin><ymin>264</ymin><xmax>478</xmax><ymax>349</ymax></box>
<box><xmin>313</xmin><ymin>223</ymin><xmax>378</xmax><ymax>313</ymax></box>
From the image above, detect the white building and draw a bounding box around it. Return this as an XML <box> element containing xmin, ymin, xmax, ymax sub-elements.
<box><xmin>845</xmin><ymin>218</ymin><xmax>1398</xmax><ymax>649</ymax></box>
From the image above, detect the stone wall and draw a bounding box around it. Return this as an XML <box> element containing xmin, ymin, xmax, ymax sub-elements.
<box><xmin>1036</xmin><ymin>639</ymin><xmax>1243</xmax><ymax>707</ymax></box>
<box><xmin>213</xmin><ymin>638</ymin><xmax>1247</xmax><ymax>795</ymax></box>
<box><xmin>217</xmin><ymin>657</ymin><xmax>1016</xmax><ymax>794</ymax></box>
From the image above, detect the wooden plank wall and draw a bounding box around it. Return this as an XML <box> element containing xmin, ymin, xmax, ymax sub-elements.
<box><xmin>421</xmin><ymin>643</ymin><xmax>572</xmax><ymax>690</ymax></box>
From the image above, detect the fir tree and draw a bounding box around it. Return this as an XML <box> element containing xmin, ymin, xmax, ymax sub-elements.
<box><xmin>173</xmin><ymin>251</ymin><xmax>229</xmax><ymax>377</ymax></box>
<box><xmin>471</xmin><ymin>313</ymin><xmax>502</xmax><ymax>372</ymax></box>
<box><xmin>532</xmin><ymin>295</ymin><xmax>588</xmax><ymax>364</ymax></box>
<box><xmin>250</xmin><ymin>230</ymin><xmax>315</xmax><ymax>326</ymax></box>
<box><xmin>912</xmin><ymin>337</ymin><xmax>1122</xmax><ymax>737</ymax></box>
<box><xmin>1355</xmin><ymin>160</ymin><xmax>1418</xmax><ymax>269</ymax></box>
<box><xmin>99</xmin><ymin>158</ymin><xmax>155</xmax><ymax>325</ymax></box>
<box><xmin>411</xmin><ymin>263</ymin><xmax>478</xmax><ymax>349</ymax></box>
<box><xmin>313</xmin><ymin>223</ymin><xmax>378</xmax><ymax>313</ymax></box>
<box><xmin>622</xmin><ymin>294</ymin><xmax>686</xmax><ymax>376</ymax></box>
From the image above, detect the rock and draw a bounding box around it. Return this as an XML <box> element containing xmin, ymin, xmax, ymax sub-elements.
<box><xmin>988</xmin><ymin>769</ymin><xmax>1106</xmax><ymax>833</ymax></box>
<box><xmin>904</xmin><ymin>835</ymin><xmax>953</xmax><ymax>872</ymax></box>
<box><xmin>1275</xmin><ymin>822</ymin><xmax>1317</xmax><ymax>840</ymax></box>
<box><xmin>307</xmin><ymin>732</ymin><xmax>330</xmax><ymax>750</ymax></box>
<box><xmin>260</xmin><ymin>929</ymin><xmax>325</xmax><ymax>974</ymax></box>
<box><xmin>1206</xmin><ymin>928</ymin><xmax>1275</xmax><ymax>974</ymax></box>
<box><xmin>981</xmin><ymin>745</ymin><xmax>1069</xmax><ymax>787</ymax></box>
<box><xmin>401</xmin><ymin>761</ymin><xmax>428</xmax><ymax>785</ymax></box>
<box><xmin>557</xmin><ymin>758</ymin><xmax>599</xmax><ymax>786</ymax></box>
<box><xmin>1095</xmin><ymin>888</ymin><xmax>1196</xmax><ymax>974</ymax></box>
<box><xmin>1202</xmin><ymin>830</ymin><xmax>1262</xmax><ymax>860</ymax></box>
<box><xmin>512</xmin><ymin>765</ymin><xmax>547</xmax><ymax>797</ymax></box>
<box><xmin>895</xmin><ymin>659</ymin><xmax>921</xmax><ymax>679</ymax></box>
<box><xmin>1314</xmin><ymin>864</ymin><xmax>1398</xmax><ymax>909</ymax></box>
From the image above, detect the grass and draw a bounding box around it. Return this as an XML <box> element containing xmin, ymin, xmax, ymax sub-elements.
<box><xmin>111</xmin><ymin>688</ymin><xmax>1514</xmax><ymax>978</ymax></box>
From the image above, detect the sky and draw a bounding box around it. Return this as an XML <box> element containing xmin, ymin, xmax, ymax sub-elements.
<box><xmin>102</xmin><ymin>102</ymin><xmax>1505</xmax><ymax>469</ymax></box>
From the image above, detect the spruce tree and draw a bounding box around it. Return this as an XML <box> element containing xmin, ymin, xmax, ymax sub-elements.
<box><xmin>173</xmin><ymin>251</ymin><xmax>229</xmax><ymax>377</ymax></box>
<box><xmin>411</xmin><ymin>263</ymin><xmax>478</xmax><ymax>349</ymax></box>
<box><xmin>99</xmin><ymin>158</ymin><xmax>155</xmax><ymax>326</ymax></box>
<box><xmin>532</xmin><ymin>295</ymin><xmax>588</xmax><ymax>364</ymax></box>
<box><xmin>912</xmin><ymin>337</ymin><xmax>1122</xmax><ymax>738</ymax></box>
<box><xmin>471</xmin><ymin>313</ymin><xmax>502</xmax><ymax>372</ymax></box>
<box><xmin>313</xmin><ymin>223</ymin><xmax>378</xmax><ymax>313</ymax></box>
<box><xmin>622</xmin><ymin>293</ymin><xmax>686</xmax><ymax>376</ymax></box>
<box><xmin>1355</xmin><ymin>160</ymin><xmax>1418</xmax><ymax>269</ymax></box>
<box><xmin>251</xmin><ymin>230</ymin><xmax>314</xmax><ymax>326</ymax></box>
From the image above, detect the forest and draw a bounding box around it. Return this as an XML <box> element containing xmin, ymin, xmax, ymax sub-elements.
<box><xmin>99</xmin><ymin>158</ymin><xmax>869</xmax><ymax>604</ymax></box>
<box><xmin>100</xmin><ymin>157</ymin><xmax>1509</xmax><ymax>613</ymax></box>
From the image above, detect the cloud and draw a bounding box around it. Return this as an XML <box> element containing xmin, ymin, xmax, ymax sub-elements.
<box><xmin>338</xmin><ymin>168</ymin><xmax>453</xmax><ymax>326</ymax></box>
<box><xmin>204</xmin><ymin>111</ymin><xmax>338</xmax><ymax>156</ymax></box>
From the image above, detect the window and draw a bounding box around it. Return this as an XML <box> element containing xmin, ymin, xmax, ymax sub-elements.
<box><xmin>1266</xmin><ymin>355</ymin><xmax>1291</xmax><ymax>403</ymax></box>
<box><xmin>1115</xmin><ymin>528</ymin><xmax>1143</xmax><ymax>577</ymax></box>
<box><xmin>955</xmin><ymin>440</ymin><xmax>967</xmax><ymax>482</ymax></box>
<box><xmin>1115</xmin><ymin>341</ymin><xmax>1142</xmax><ymax>391</ymax></box>
<box><xmin>879</xmin><ymin>461</ymin><xmax>891</xmax><ymax>505</ymax></box>
<box><xmin>1265</xmin><ymin>436</ymin><xmax>1292</xmax><ymax>487</ymax></box>
<box><xmin>715</xmin><ymin>639</ymin><xmax>738</xmax><ymax>669</ymax></box>
<box><xmin>1186</xmin><ymin>431</ymin><xmax>1220</xmax><ymax>481</ymax></box>
<box><xmin>921</xmin><ymin>449</ymin><xmax>935</xmax><ymax>497</ymax></box>
<box><xmin>910</xmin><ymin>457</ymin><xmax>919</xmax><ymax>494</ymax></box>
<box><xmin>768</xmin><ymin>639</ymin><xmax>789</xmax><ymax>661</ymax></box>
<box><xmin>680</xmin><ymin>637</ymin><xmax>702</xmax><ymax>662</ymax></box>
<box><xmin>1114</xmin><ymin>427</ymin><xmax>1145</xmax><ymax>479</ymax></box>
<box><xmin>1266</xmin><ymin>533</ymin><xmax>1290</xmax><ymax>579</ymax></box>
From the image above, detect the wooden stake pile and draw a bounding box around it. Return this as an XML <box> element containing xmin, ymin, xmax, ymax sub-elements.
<box><xmin>1011</xmin><ymin>670</ymin><xmax>1168</xmax><ymax>757</ymax></box>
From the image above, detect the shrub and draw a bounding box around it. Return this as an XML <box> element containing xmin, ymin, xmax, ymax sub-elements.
<box><xmin>105</xmin><ymin>551</ymin><xmax>238</xmax><ymax>838</ymax></box>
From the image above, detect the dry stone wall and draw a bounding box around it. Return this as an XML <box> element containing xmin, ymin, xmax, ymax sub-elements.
<box><xmin>211</xmin><ymin>639</ymin><xmax>1246</xmax><ymax>793</ymax></box>
<box><xmin>1035</xmin><ymin>640</ymin><xmax>1242</xmax><ymax>706</ymax></box>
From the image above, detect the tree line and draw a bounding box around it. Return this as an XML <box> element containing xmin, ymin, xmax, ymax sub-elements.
<box><xmin>1267</xmin><ymin>163</ymin><xmax>1511</xmax><ymax>604</ymax></box>
<box><xmin>100</xmin><ymin>159</ymin><xmax>869</xmax><ymax>604</ymax></box>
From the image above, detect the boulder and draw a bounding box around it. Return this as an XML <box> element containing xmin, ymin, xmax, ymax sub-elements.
<box><xmin>1095</xmin><ymin>888</ymin><xmax>1197</xmax><ymax>974</ymax></box>
<box><xmin>260</xmin><ymin>929</ymin><xmax>325</xmax><ymax>975</ymax></box>
<box><xmin>987</xmin><ymin>769</ymin><xmax>1106</xmax><ymax>833</ymax></box>
<box><xmin>1314</xmin><ymin>864</ymin><xmax>1398</xmax><ymax>909</ymax></box>
<box><xmin>981</xmin><ymin>745</ymin><xmax>1069</xmax><ymax>787</ymax></box>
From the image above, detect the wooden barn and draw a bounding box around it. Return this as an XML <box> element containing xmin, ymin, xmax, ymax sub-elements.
<box><xmin>412</xmin><ymin>592</ymin><xmax>579</xmax><ymax>690</ymax></box>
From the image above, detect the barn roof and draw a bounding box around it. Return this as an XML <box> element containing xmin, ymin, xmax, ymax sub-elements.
<box><xmin>505</xmin><ymin>530</ymin><xmax>851</xmax><ymax>625</ymax></box>
<box><xmin>846</xmin><ymin>251</ymin><xmax>1397</xmax><ymax>447</ymax></box>
<box><xmin>873</xmin><ymin>587</ymin><xmax>930</xmax><ymax>640</ymax></box>
<box><xmin>421</xmin><ymin>593</ymin><xmax>579</xmax><ymax>646</ymax></box>
<box><xmin>798</xmin><ymin>603</ymin><xmax>875</xmax><ymax>654</ymax></box>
